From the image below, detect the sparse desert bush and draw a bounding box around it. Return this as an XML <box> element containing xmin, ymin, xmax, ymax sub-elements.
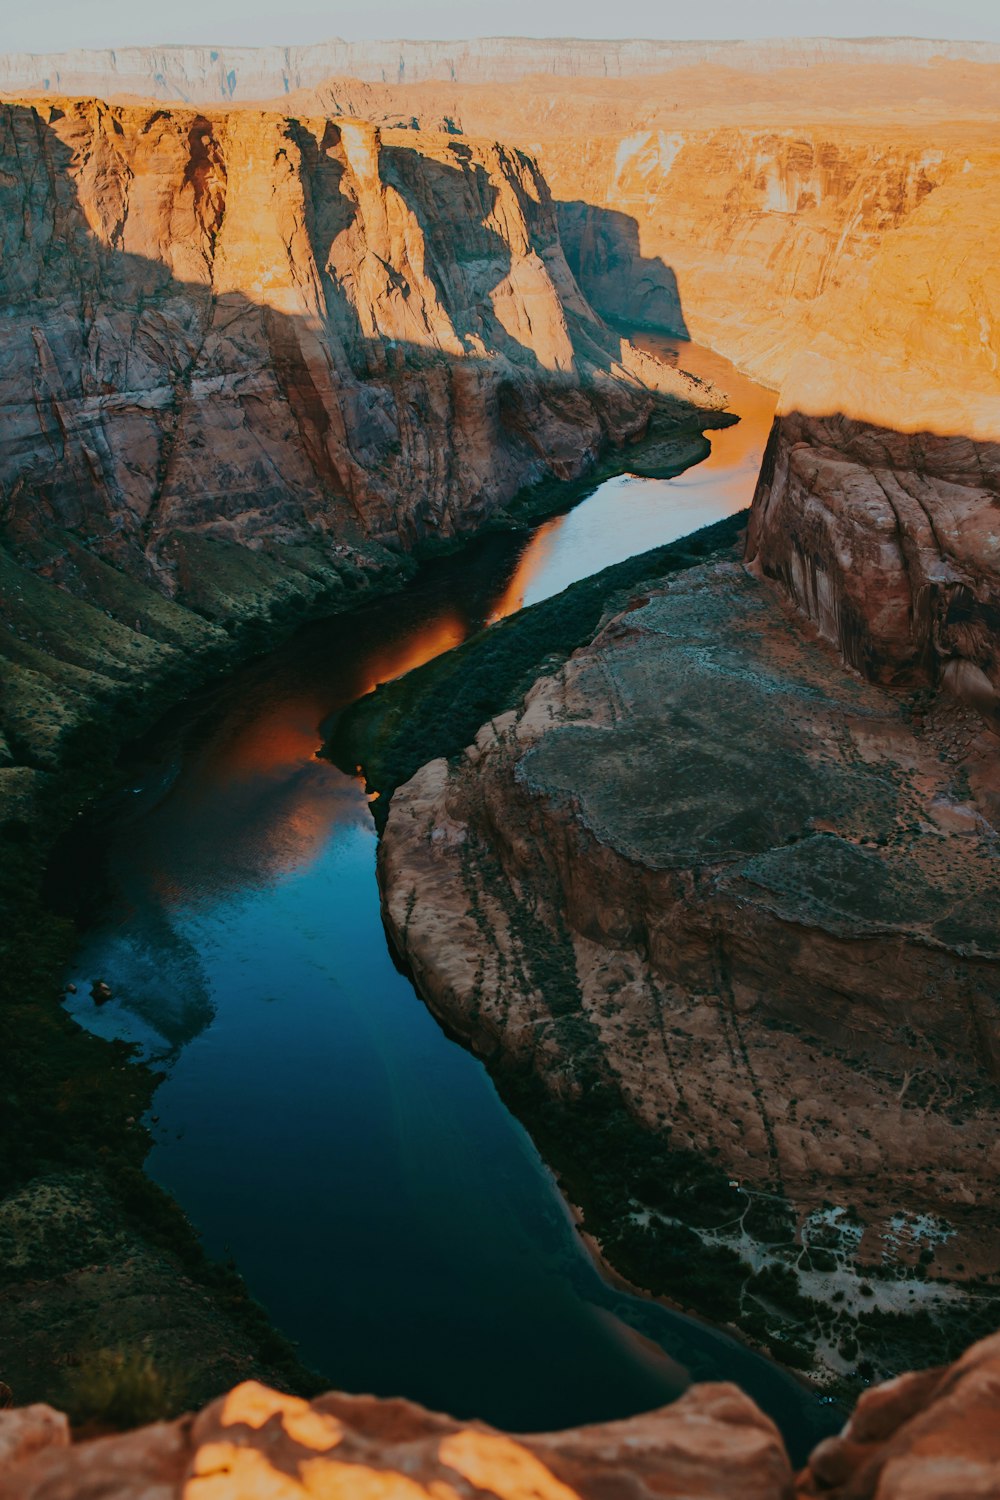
<box><xmin>63</xmin><ymin>1348</ymin><xmax>181</xmax><ymax>1430</ymax></box>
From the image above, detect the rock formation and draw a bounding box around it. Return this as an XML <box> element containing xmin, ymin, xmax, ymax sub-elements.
<box><xmin>3</xmin><ymin>1330</ymin><xmax>1000</xmax><ymax>1498</ymax></box>
<box><xmin>4</xmin><ymin>36</ymin><xmax>1000</xmax><ymax>102</ymax></box>
<box><xmin>250</xmin><ymin>71</ymin><xmax>1000</xmax><ymax>708</ymax></box>
<box><xmin>0</xmin><ymin>97</ymin><xmax>710</xmax><ymax>568</ymax></box>
<box><xmin>747</xmin><ymin>415</ymin><xmax>1000</xmax><ymax>733</ymax></box>
<box><xmin>0</xmin><ymin>96</ymin><xmax>720</xmax><ymax>781</ymax></box>
<box><xmin>379</xmin><ymin>557</ymin><xmax>1000</xmax><ymax>1384</ymax></box>
<box><xmin>5</xmin><ymin>53</ymin><xmax>1000</xmax><ymax>714</ymax></box>
<box><xmin>3</xmin><ymin>33</ymin><xmax>999</xmax><ymax>1468</ymax></box>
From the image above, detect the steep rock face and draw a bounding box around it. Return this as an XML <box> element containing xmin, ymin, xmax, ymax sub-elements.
<box><xmin>237</xmin><ymin>77</ymin><xmax>1000</xmax><ymax>702</ymax></box>
<box><xmin>0</xmin><ymin>98</ymin><xmax>708</xmax><ymax>575</ymax></box>
<box><xmin>516</xmin><ymin>118</ymin><xmax>1000</xmax><ymax>702</ymax></box>
<box><xmin>747</xmin><ymin>415</ymin><xmax>1000</xmax><ymax>722</ymax></box>
<box><xmin>0</xmin><ymin>96</ymin><xmax>720</xmax><ymax>780</ymax></box>
<box><xmin>4</xmin><ymin>1333</ymin><xmax>1000</xmax><ymax>1498</ymax></box>
<box><xmin>380</xmin><ymin>562</ymin><xmax>1000</xmax><ymax>1382</ymax></box>
<box><xmin>7</xmin><ymin>66</ymin><xmax>1000</xmax><ymax>704</ymax></box>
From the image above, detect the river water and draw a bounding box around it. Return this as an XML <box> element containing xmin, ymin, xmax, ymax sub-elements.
<box><xmin>58</xmin><ymin>339</ymin><xmax>835</xmax><ymax>1455</ymax></box>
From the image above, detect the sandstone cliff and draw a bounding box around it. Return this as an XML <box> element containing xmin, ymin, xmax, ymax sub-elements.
<box><xmin>0</xmin><ymin>96</ymin><xmax>720</xmax><ymax>781</ymax></box>
<box><xmin>379</xmin><ymin>560</ymin><xmax>1000</xmax><ymax>1386</ymax></box>
<box><xmin>3</xmin><ymin>1330</ymin><xmax>1000</xmax><ymax>1499</ymax></box>
<box><xmin>244</xmin><ymin>74</ymin><xmax>1000</xmax><ymax>707</ymax></box>
<box><xmin>747</xmin><ymin>415</ymin><xmax>1000</xmax><ymax>736</ymax></box>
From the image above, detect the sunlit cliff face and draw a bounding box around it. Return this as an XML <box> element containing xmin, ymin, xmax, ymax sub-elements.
<box><xmin>247</xmin><ymin>74</ymin><xmax>1000</xmax><ymax>446</ymax></box>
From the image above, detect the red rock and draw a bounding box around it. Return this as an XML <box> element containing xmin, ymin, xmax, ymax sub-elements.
<box><xmin>796</xmin><ymin>1332</ymin><xmax>1000</xmax><ymax>1497</ymax></box>
<box><xmin>0</xmin><ymin>1379</ymin><xmax>792</xmax><ymax>1499</ymax></box>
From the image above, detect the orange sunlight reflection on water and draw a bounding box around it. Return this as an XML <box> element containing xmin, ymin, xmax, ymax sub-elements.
<box><xmin>148</xmin><ymin>338</ymin><xmax>774</xmax><ymax>898</ymax></box>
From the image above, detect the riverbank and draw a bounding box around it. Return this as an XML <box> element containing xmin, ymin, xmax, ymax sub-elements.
<box><xmin>0</xmin><ymin>412</ymin><xmax>722</xmax><ymax>1423</ymax></box>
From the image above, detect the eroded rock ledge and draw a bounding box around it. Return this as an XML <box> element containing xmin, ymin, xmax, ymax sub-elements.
<box><xmin>380</xmin><ymin>561</ymin><xmax>1000</xmax><ymax>1387</ymax></box>
<box><xmin>3</xmin><ymin>1330</ymin><xmax>1000</xmax><ymax>1499</ymax></box>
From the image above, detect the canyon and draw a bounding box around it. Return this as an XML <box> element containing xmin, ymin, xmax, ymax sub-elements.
<box><xmin>0</xmin><ymin>95</ymin><xmax>720</xmax><ymax>782</ymax></box>
<box><xmin>0</xmin><ymin>28</ymin><xmax>998</xmax><ymax>1490</ymax></box>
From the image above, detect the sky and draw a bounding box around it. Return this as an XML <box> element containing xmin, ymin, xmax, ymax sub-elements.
<box><xmin>6</xmin><ymin>0</ymin><xmax>1000</xmax><ymax>52</ymax></box>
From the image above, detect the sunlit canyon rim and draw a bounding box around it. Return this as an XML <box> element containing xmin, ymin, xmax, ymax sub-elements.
<box><xmin>0</xmin><ymin>32</ymin><xmax>999</xmax><ymax>1500</ymax></box>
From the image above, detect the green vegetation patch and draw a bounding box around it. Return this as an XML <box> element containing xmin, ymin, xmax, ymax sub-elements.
<box><xmin>328</xmin><ymin>509</ymin><xmax>749</xmax><ymax>813</ymax></box>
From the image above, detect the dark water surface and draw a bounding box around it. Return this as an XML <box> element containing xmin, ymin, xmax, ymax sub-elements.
<box><xmin>59</xmin><ymin>340</ymin><xmax>836</xmax><ymax>1455</ymax></box>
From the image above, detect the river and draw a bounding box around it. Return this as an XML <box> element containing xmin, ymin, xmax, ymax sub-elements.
<box><xmin>57</xmin><ymin>337</ymin><xmax>837</xmax><ymax>1457</ymax></box>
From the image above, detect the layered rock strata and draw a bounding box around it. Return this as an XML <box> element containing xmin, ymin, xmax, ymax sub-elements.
<box><xmin>4</xmin><ymin>36</ymin><xmax>1000</xmax><ymax>101</ymax></box>
<box><xmin>380</xmin><ymin>560</ymin><xmax>1000</xmax><ymax>1383</ymax></box>
<box><xmin>248</xmin><ymin>79</ymin><xmax>1000</xmax><ymax>704</ymax></box>
<box><xmin>0</xmin><ymin>96</ymin><xmax>719</xmax><ymax>783</ymax></box>
<box><xmin>4</xmin><ymin>1331</ymin><xmax>1000</xmax><ymax>1499</ymax></box>
<box><xmin>748</xmin><ymin>415</ymin><xmax>1000</xmax><ymax>731</ymax></box>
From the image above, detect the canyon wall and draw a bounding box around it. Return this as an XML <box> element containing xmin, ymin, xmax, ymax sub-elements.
<box><xmin>3</xmin><ymin>37</ymin><xmax>1000</xmax><ymax>101</ymax></box>
<box><xmin>4</xmin><ymin>1330</ymin><xmax>1000</xmax><ymax>1499</ymax></box>
<box><xmin>0</xmin><ymin>96</ymin><xmax>719</xmax><ymax>777</ymax></box>
<box><xmin>234</xmin><ymin>74</ymin><xmax>1000</xmax><ymax>710</ymax></box>
<box><xmin>4</xmin><ymin>46</ymin><xmax>999</xmax><ymax>705</ymax></box>
<box><xmin>0</xmin><ymin>97</ymin><xmax>709</xmax><ymax>573</ymax></box>
<box><xmin>460</xmin><ymin>114</ymin><xmax>1000</xmax><ymax>710</ymax></box>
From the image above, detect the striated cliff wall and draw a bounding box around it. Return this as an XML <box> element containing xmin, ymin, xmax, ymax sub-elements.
<box><xmin>5</xmin><ymin>48</ymin><xmax>1000</xmax><ymax>705</ymax></box>
<box><xmin>219</xmin><ymin>70</ymin><xmax>1000</xmax><ymax>709</ymax></box>
<box><xmin>0</xmin><ymin>96</ymin><xmax>720</xmax><ymax>777</ymax></box>
<box><xmin>0</xmin><ymin>97</ymin><xmax>711</xmax><ymax>573</ymax></box>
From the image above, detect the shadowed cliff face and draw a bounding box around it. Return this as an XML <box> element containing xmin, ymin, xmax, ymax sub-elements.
<box><xmin>0</xmin><ymin>99</ymin><xmax>714</xmax><ymax>574</ymax></box>
<box><xmin>0</xmin><ymin>97</ymin><xmax>724</xmax><ymax>779</ymax></box>
<box><xmin>8</xmin><ymin>69</ymin><xmax>1000</xmax><ymax>709</ymax></box>
<box><xmin>196</xmin><ymin>73</ymin><xmax>1000</xmax><ymax>709</ymax></box>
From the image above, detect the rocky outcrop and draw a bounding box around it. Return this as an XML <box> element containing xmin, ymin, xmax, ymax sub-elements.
<box><xmin>0</xmin><ymin>98</ymin><xmax>710</xmax><ymax>571</ymax></box>
<box><xmin>747</xmin><ymin>414</ymin><xmax>1000</xmax><ymax>725</ymax></box>
<box><xmin>0</xmin><ymin>1379</ymin><xmax>795</xmax><ymax>1498</ymax></box>
<box><xmin>799</xmin><ymin>1330</ymin><xmax>1000</xmax><ymax>1497</ymax></box>
<box><xmin>4</xmin><ymin>1332</ymin><xmax>1000</xmax><ymax>1498</ymax></box>
<box><xmin>380</xmin><ymin>561</ymin><xmax>1000</xmax><ymax>1384</ymax></box>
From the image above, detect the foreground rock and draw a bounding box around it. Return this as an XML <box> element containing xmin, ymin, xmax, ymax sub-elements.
<box><xmin>4</xmin><ymin>1332</ymin><xmax>1000</xmax><ymax>1498</ymax></box>
<box><xmin>380</xmin><ymin>561</ymin><xmax>1000</xmax><ymax>1386</ymax></box>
